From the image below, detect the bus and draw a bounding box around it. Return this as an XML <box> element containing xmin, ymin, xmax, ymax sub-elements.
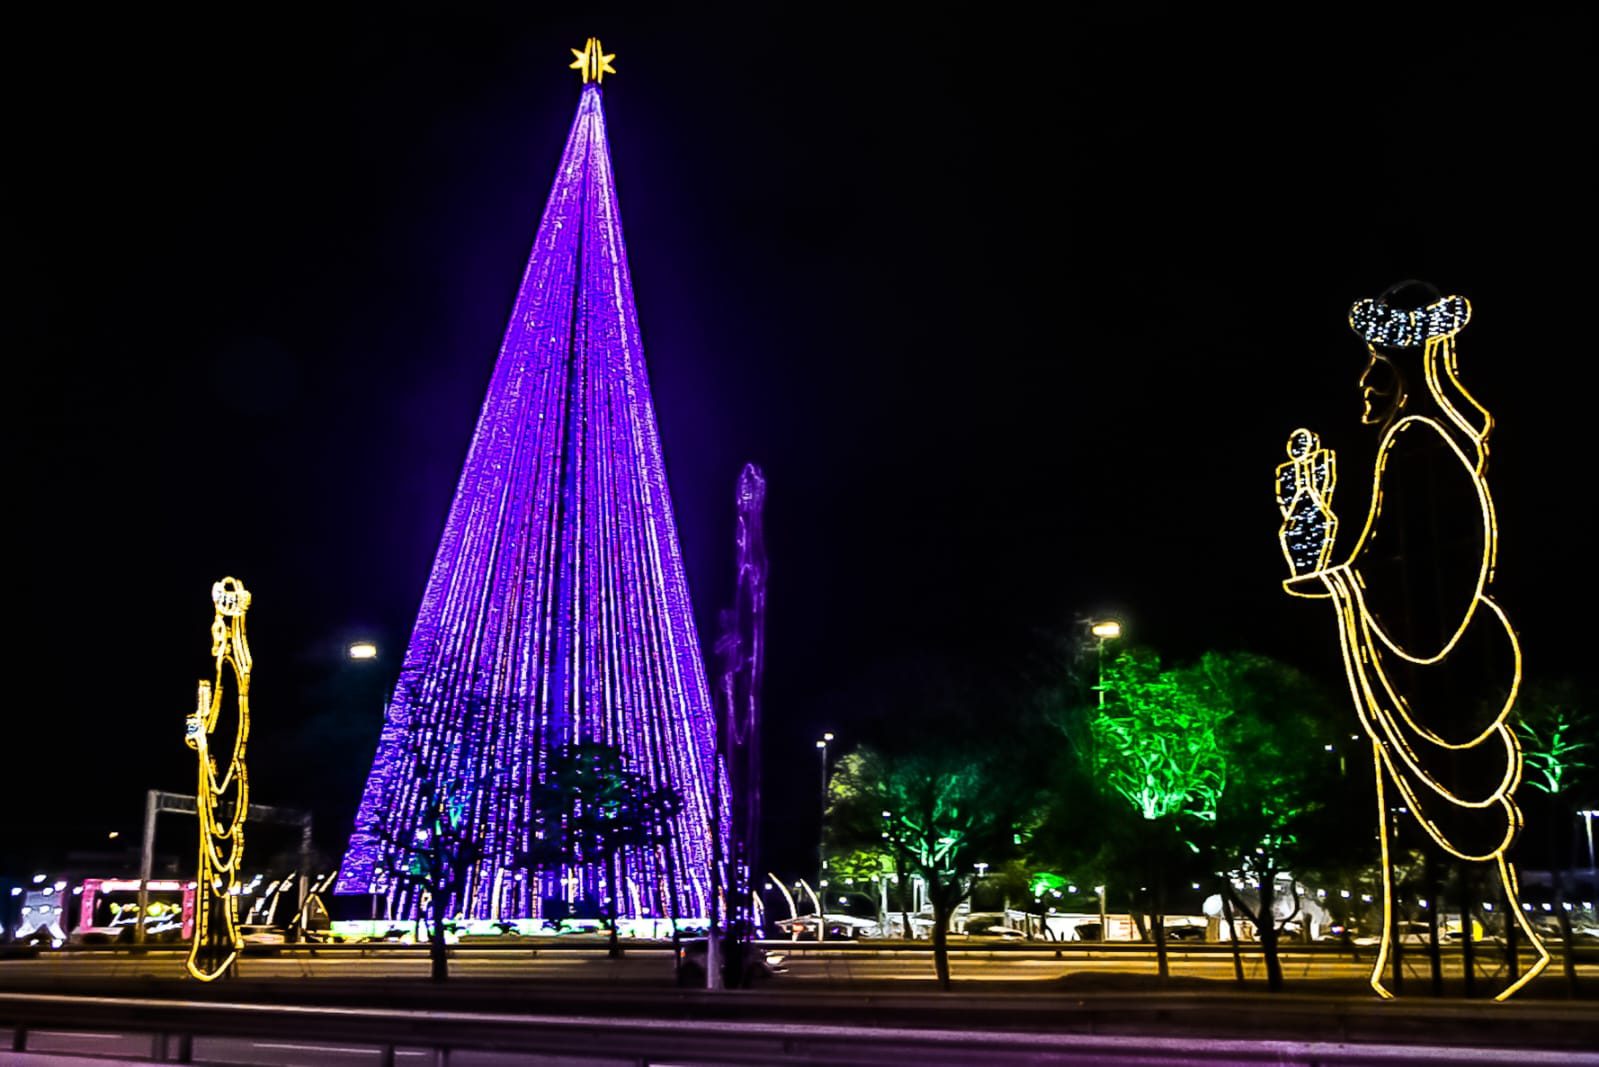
<box><xmin>74</xmin><ymin>879</ymin><xmax>196</xmax><ymax>943</ymax></box>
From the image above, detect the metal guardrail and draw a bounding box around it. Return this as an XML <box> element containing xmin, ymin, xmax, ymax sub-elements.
<box><xmin>4</xmin><ymin>991</ymin><xmax>1599</xmax><ymax>1066</ymax></box>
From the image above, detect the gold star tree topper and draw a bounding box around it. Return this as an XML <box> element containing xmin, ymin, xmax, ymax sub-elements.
<box><xmin>570</xmin><ymin>38</ymin><xmax>617</xmax><ymax>84</ymax></box>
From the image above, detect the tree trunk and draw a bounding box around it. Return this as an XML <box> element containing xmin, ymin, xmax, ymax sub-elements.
<box><xmin>1220</xmin><ymin>881</ymin><xmax>1245</xmax><ymax>987</ymax></box>
<box><xmin>1151</xmin><ymin>881</ymin><xmax>1169</xmax><ymax>983</ymax></box>
<box><xmin>1258</xmin><ymin>873</ymin><xmax>1282</xmax><ymax>992</ymax></box>
<box><xmin>1389</xmin><ymin>843</ymin><xmax>1404</xmax><ymax>994</ymax></box>
<box><xmin>931</xmin><ymin>888</ymin><xmax>951</xmax><ymax>991</ymax></box>
<box><xmin>1458</xmin><ymin>865</ymin><xmax>1476</xmax><ymax>998</ymax></box>
<box><xmin>1502</xmin><ymin>873</ymin><xmax>1519</xmax><ymax>990</ymax></box>
<box><xmin>1555</xmin><ymin>810</ymin><xmax>1579</xmax><ymax>995</ymax></box>
<box><xmin>607</xmin><ymin>850</ymin><xmax>623</xmax><ymax>959</ymax></box>
<box><xmin>662</xmin><ymin>827</ymin><xmax>683</xmax><ymax>984</ymax></box>
<box><xmin>428</xmin><ymin>884</ymin><xmax>448</xmax><ymax>983</ymax></box>
<box><xmin>1424</xmin><ymin>850</ymin><xmax>1442</xmax><ymax>996</ymax></box>
<box><xmin>896</xmin><ymin>854</ymin><xmax>913</xmax><ymax>940</ymax></box>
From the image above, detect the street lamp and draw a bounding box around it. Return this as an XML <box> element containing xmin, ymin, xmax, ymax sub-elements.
<box><xmin>816</xmin><ymin>733</ymin><xmax>834</xmax><ymax>898</ymax></box>
<box><xmin>1580</xmin><ymin>810</ymin><xmax>1597</xmax><ymax>870</ymax></box>
<box><xmin>347</xmin><ymin>641</ymin><xmax>378</xmax><ymax>660</ymax></box>
<box><xmin>1088</xmin><ymin>619</ymin><xmax>1122</xmax><ymax>707</ymax></box>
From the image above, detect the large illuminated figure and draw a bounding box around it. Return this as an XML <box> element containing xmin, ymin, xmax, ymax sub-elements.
<box><xmin>185</xmin><ymin>577</ymin><xmax>252</xmax><ymax>981</ymax></box>
<box><xmin>338</xmin><ymin>42</ymin><xmax>722</xmax><ymax>921</ymax></box>
<box><xmin>1281</xmin><ymin>283</ymin><xmax>1548</xmax><ymax>999</ymax></box>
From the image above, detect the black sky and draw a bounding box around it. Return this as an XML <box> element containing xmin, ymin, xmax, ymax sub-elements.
<box><xmin>10</xmin><ymin>6</ymin><xmax>1594</xmax><ymax>876</ymax></box>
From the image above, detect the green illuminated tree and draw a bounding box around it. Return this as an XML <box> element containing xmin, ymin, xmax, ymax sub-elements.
<box><xmin>1517</xmin><ymin>685</ymin><xmax>1594</xmax><ymax>799</ymax></box>
<box><xmin>826</xmin><ymin>846</ymin><xmax>897</xmax><ymax>934</ymax></box>
<box><xmin>827</xmin><ymin>746</ymin><xmax>1029</xmax><ymax>989</ymax></box>
<box><xmin>1090</xmin><ymin>648</ymin><xmax>1230</xmax><ymax>980</ymax></box>
<box><xmin>1012</xmin><ymin>743</ymin><xmax>1114</xmax><ymax>942</ymax></box>
<box><xmin>1200</xmin><ymin>651</ymin><xmax>1346</xmax><ymax>991</ymax></box>
<box><xmin>1514</xmin><ymin>681</ymin><xmax>1595</xmax><ymax>993</ymax></box>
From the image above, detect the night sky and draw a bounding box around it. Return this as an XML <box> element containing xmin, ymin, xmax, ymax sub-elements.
<box><xmin>11</xmin><ymin>7</ymin><xmax>1594</xmax><ymax>879</ymax></box>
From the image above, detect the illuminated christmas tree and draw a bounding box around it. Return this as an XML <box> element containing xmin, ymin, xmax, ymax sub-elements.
<box><xmin>337</xmin><ymin>41</ymin><xmax>720</xmax><ymax>922</ymax></box>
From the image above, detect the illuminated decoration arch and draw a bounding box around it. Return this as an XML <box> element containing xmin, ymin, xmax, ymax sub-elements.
<box><xmin>337</xmin><ymin>43</ymin><xmax>722</xmax><ymax>921</ymax></box>
<box><xmin>184</xmin><ymin>576</ymin><xmax>252</xmax><ymax>981</ymax></box>
<box><xmin>1280</xmin><ymin>289</ymin><xmax>1548</xmax><ymax>999</ymax></box>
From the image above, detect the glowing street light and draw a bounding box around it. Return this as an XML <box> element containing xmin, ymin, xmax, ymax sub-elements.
<box><xmin>816</xmin><ymin>732</ymin><xmax>835</xmax><ymax>941</ymax></box>
<box><xmin>1087</xmin><ymin>619</ymin><xmax>1123</xmax><ymax>708</ymax></box>
<box><xmin>347</xmin><ymin>641</ymin><xmax>378</xmax><ymax>661</ymax></box>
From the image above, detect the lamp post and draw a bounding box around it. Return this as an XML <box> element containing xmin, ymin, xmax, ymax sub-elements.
<box><xmin>816</xmin><ymin>733</ymin><xmax>834</xmax><ymax>918</ymax></box>
<box><xmin>1580</xmin><ymin>811</ymin><xmax>1597</xmax><ymax>870</ymax></box>
<box><xmin>346</xmin><ymin>639</ymin><xmax>383</xmax><ymax>928</ymax></box>
<box><xmin>1088</xmin><ymin>620</ymin><xmax>1122</xmax><ymax>707</ymax></box>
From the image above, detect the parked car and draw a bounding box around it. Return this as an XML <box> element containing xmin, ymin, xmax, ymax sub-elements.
<box><xmin>772</xmin><ymin>914</ymin><xmax>880</xmax><ymax>940</ymax></box>
<box><xmin>240</xmin><ymin>925</ymin><xmax>286</xmax><ymax>945</ymax></box>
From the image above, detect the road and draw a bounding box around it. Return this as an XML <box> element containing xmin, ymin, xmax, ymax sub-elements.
<box><xmin>0</xmin><ymin>940</ymin><xmax>1590</xmax><ymax>990</ymax></box>
<box><xmin>4</xmin><ymin>945</ymin><xmax>1597</xmax><ymax>1066</ymax></box>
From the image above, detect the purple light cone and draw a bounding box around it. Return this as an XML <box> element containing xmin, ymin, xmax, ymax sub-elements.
<box><xmin>337</xmin><ymin>84</ymin><xmax>721</xmax><ymax>921</ymax></box>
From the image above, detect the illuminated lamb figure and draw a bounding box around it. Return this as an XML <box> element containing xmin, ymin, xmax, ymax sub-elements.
<box><xmin>1280</xmin><ymin>283</ymin><xmax>1548</xmax><ymax>999</ymax></box>
<box><xmin>184</xmin><ymin>576</ymin><xmax>252</xmax><ymax>981</ymax></box>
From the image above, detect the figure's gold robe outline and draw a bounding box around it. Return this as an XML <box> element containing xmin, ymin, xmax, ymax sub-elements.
<box><xmin>184</xmin><ymin>577</ymin><xmax>252</xmax><ymax>981</ymax></box>
<box><xmin>1281</xmin><ymin>301</ymin><xmax>1548</xmax><ymax>1000</ymax></box>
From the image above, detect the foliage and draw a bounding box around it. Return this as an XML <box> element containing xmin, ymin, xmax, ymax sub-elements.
<box><xmin>374</xmin><ymin>740</ymin><xmax>485</xmax><ymax>981</ymax></box>
<box><xmin>1204</xmin><ymin>652</ymin><xmax>1343</xmax><ymax>862</ymax></box>
<box><xmin>1091</xmin><ymin>648</ymin><xmax>1230</xmax><ymax>823</ymax></box>
<box><xmin>1514</xmin><ymin>684</ymin><xmax>1594</xmax><ymax>798</ymax></box>
<box><xmin>1511</xmin><ymin>680</ymin><xmax>1595</xmax><ymax>994</ymax></box>
<box><xmin>827</xmin><ymin>846</ymin><xmax>895</xmax><ymax>883</ymax></box>
<box><xmin>828</xmin><ymin>745</ymin><xmax>1031</xmax><ymax>988</ymax></box>
<box><xmin>523</xmin><ymin>742</ymin><xmax>681</xmax><ymax>956</ymax></box>
<box><xmin>1200</xmin><ymin>651</ymin><xmax>1348</xmax><ymax>990</ymax></box>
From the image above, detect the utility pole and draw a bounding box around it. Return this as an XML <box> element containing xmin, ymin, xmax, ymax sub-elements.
<box><xmin>816</xmin><ymin>732</ymin><xmax>833</xmax><ymax>943</ymax></box>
